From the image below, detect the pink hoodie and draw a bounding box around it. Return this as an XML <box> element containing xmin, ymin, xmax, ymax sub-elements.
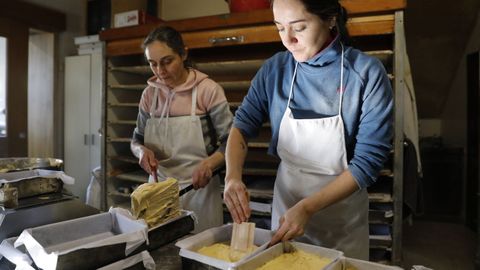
<box><xmin>139</xmin><ymin>68</ymin><xmax>228</xmax><ymax>116</ymax></box>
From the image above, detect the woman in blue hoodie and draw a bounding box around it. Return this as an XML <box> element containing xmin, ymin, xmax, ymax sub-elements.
<box><xmin>223</xmin><ymin>0</ymin><xmax>393</xmax><ymax>259</ymax></box>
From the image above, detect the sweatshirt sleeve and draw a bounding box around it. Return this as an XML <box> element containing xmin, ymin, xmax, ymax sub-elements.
<box><xmin>233</xmin><ymin>63</ymin><xmax>270</xmax><ymax>138</ymax></box>
<box><xmin>202</xmin><ymin>81</ymin><xmax>233</xmax><ymax>154</ymax></box>
<box><xmin>209</xmin><ymin>101</ymin><xmax>233</xmax><ymax>154</ymax></box>
<box><xmin>348</xmin><ymin>59</ymin><xmax>394</xmax><ymax>188</ymax></box>
<box><xmin>132</xmin><ymin>87</ymin><xmax>152</xmax><ymax>145</ymax></box>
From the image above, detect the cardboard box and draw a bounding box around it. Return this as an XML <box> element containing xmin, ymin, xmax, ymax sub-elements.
<box><xmin>110</xmin><ymin>0</ymin><xmax>148</xmax><ymax>27</ymax></box>
<box><xmin>113</xmin><ymin>10</ymin><xmax>161</xmax><ymax>28</ymax></box>
<box><xmin>157</xmin><ymin>0</ymin><xmax>229</xmax><ymax>21</ymax></box>
<box><xmin>175</xmin><ymin>223</ymin><xmax>273</xmax><ymax>270</ymax></box>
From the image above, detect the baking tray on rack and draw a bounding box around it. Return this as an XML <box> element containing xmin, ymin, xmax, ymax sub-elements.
<box><xmin>0</xmin><ymin>158</ymin><xmax>63</xmax><ymax>173</ymax></box>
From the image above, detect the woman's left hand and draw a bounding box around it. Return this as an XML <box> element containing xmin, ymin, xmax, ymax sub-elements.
<box><xmin>269</xmin><ymin>200</ymin><xmax>313</xmax><ymax>246</ymax></box>
<box><xmin>192</xmin><ymin>161</ymin><xmax>213</xmax><ymax>189</ymax></box>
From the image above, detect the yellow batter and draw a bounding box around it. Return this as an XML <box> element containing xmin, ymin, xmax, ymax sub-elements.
<box><xmin>197</xmin><ymin>242</ymin><xmax>257</xmax><ymax>262</ymax></box>
<box><xmin>130</xmin><ymin>177</ymin><xmax>181</xmax><ymax>228</ymax></box>
<box><xmin>257</xmin><ymin>249</ymin><xmax>332</xmax><ymax>270</ymax></box>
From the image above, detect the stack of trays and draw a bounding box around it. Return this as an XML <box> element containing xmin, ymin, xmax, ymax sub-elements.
<box><xmin>176</xmin><ymin>224</ymin><xmax>405</xmax><ymax>270</ymax></box>
<box><xmin>0</xmin><ymin>208</ymin><xmax>149</xmax><ymax>270</ymax></box>
<box><xmin>0</xmin><ymin>208</ymin><xmax>195</xmax><ymax>269</ymax></box>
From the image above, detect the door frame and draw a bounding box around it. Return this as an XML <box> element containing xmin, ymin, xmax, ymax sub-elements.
<box><xmin>0</xmin><ymin>3</ymin><xmax>65</xmax><ymax>157</ymax></box>
<box><xmin>0</xmin><ymin>17</ymin><xmax>29</xmax><ymax>157</ymax></box>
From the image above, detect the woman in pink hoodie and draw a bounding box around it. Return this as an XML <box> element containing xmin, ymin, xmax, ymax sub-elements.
<box><xmin>131</xmin><ymin>26</ymin><xmax>233</xmax><ymax>233</ymax></box>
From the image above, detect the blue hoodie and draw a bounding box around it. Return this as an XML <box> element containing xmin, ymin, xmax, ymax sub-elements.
<box><xmin>233</xmin><ymin>37</ymin><xmax>393</xmax><ymax>188</ymax></box>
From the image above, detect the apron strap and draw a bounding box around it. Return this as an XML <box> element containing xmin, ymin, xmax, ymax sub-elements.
<box><xmin>191</xmin><ymin>87</ymin><xmax>197</xmax><ymax>121</ymax></box>
<box><xmin>149</xmin><ymin>88</ymin><xmax>160</xmax><ymax>117</ymax></box>
<box><xmin>338</xmin><ymin>43</ymin><xmax>345</xmax><ymax>116</ymax></box>
<box><xmin>287</xmin><ymin>62</ymin><xmax>299</xmax><ymax>108</ymax></box>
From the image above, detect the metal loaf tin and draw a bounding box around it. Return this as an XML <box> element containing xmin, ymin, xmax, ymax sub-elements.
<box><xmin>132</xmin><ymin>210</ymin><xmax>195</xmax><ymax>252</ymax></box>
<box><xmin>0</xmin><ymin>158</ymin><xmax>65</xmax><ymax>199</ymax></box>
<box><xmin>237</xmin><ymin>241</ymin><xmax>343</xmax><ymax>270</ymax></box>
<box><xmin>97</xmin><ymin>250</ymin><xmax>156</xmax><ymax>270</ymax></box>
<box><xmin>0</xmin><ymin>158</ymin><xmax>63</xmax><ymax>173</ymax></box>
<box><xmin>13</xmin><ymin>208</ymin><xmax>148</xmax><ymax>270</ymax></box>
<box><xmin>175</xmin><ymin>223</ymin><xmax>273</xmax><ymax>270</ymax></box>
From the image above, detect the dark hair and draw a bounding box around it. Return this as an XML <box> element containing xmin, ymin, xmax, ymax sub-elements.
<box><xmin>142</xmin><ymin>26</ymin><xmax>192</xmax><ymax>68</ymax></box>
<box><xmin>271</xmin><ymin>0</ymin><xmax>350</xmax><ymax>45</ymax></box>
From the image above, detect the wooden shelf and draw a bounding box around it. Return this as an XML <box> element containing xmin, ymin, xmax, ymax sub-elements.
<box><xmin>115</xmin><ymin>170</ymin><xmax>148</xmax><ymax>183</ymax></box>
<box><xmin>107</xmin><ymin>137</ymin><xmax>131</xmax><ymax>143</ymax></box>
<box><xmin>108</xmin><ymin>155</ymin><xmax>138</xmax><ymax>163</ymax></box>
<box><xmin>109</xmin><ymin>84</ymin><xmax>146</xmax><ymax>90</ymax></box>
<box><xmin>99</xmin><ymin>0</ymin><xmax>405</xmax><ymax>42</ymax></box>
<box><xmin>108</xmin><ymin>120</ymin><xmax>137</xmax><ymax>125</ymax></box>
<box><xmin>108</xmin><ymin>102</ymin><xmax>139</xmax><ymax>107</ymax></box>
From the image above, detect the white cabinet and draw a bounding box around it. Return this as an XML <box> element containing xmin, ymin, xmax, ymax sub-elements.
<box><xmin>64</xmin><ymin>53</ymin><xmax>103</xmax><ymax>202</ymax></box>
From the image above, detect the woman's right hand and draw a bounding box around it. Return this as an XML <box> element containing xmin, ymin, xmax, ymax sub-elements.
<box><xmin>223</xmin><ymin>178</ymin><xmax>251</xmax><ymax>223</ymax></box>
<box><xmin>138</xmin><ymin>146</ymin><xmax>158</xmax><ymax>175</ymax></box>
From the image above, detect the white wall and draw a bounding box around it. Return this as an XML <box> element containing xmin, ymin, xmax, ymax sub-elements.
<box><xmin>22</xmin><ymin>0</ymin><xmax>88</xmax><ymax>158</ymax></box>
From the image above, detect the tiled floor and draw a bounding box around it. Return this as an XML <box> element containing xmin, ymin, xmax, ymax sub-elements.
<box><xmin>402</xmin><ymin>220</ymin><xmax>478</xmax><ymax>270</ymax></box>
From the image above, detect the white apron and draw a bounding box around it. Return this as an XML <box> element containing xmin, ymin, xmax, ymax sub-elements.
<box><xmin>273</xmin><ymin>46</ymin><xmax>369</xmax><ymax>259</ymax></box>
<box><xmin>144</xmin><ymin>87</ymin><xmax>223</xmax><ymax>233</ymax></box>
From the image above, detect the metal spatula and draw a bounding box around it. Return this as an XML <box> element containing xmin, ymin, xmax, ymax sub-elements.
<box><xmin>229</xmin><ymin>222</ymin><xmax>255</xmax><ymax>261</ymax></box>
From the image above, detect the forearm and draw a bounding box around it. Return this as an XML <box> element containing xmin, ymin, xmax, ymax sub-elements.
<box><xmin>300</xmin><ymin>170</ymin><xmax>359</xmax><ymax>215</ymax></box>
<box><xmin>225</xmin><ymin>127</ymin><xmax>248</xmax><ymax>182</ymax></box>
<box><xmin>130</xmin><ymin>140</ymin><xmax>146</xmax><ymax>160</ymax></box>
<box><xmin>202</xmin><ymin>151</ymin><xmax>225</xmax><ymax>172</ymax></box>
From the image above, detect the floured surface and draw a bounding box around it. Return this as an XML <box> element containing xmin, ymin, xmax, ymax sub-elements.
<box><xmin>257</xmin><ymin>249</ymin><xmax>332</xmax><ymax>270</ymax></box>
<box><xmin>131</xmin><ymin>177</ymin><xmax>181</xmax><ymax>228</ymax></box>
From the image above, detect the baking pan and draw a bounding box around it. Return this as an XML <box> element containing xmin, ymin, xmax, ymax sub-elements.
<box><xmin>97</xmin><ymin>250</ymin><xmax>156</xmax><ymax>270</ymax></box>
<box><xmin>175</xmin><ymin>223</ymin><xmax>273</xmax><ymax>270</ymax></box>
<box><xmin>14</xmin><ymin>208</ymin><xmax>148</xmax><ymax>270</ymax></box>
<box><xmin>0</xmin><ymin>158</ymin><xmax>63</xmax><ymax>173</ymax></box>
<box><xmin>0</xmin><ymin>170</ymin><xmax>74</xmax><ymax>199</ymax></box>
<box><xmin>342</xmin><ymin>256</ymin><xmax>404</xmax><ymax>270</ymax></box>
<box><xmin>237</xmin><ymin>241</ymin><xmax>343</xmax><ymax>270</ymax></box>
<box><xmin>147</xmin><ymin>210</ymin><xmax>195</xmax><ymax>250</ymax></box>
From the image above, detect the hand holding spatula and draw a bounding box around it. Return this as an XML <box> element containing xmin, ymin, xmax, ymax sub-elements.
<box><xmin>229</xmin><ymin>222</ymin><xmax>256</xmax><ymax>262</ymax></box>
